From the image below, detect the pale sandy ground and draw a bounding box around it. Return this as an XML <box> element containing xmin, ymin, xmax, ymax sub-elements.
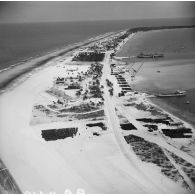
<box><xmin>0</xmin><ymin>33</ymin><xmax>191</xmax><ymax>193</ymax></box>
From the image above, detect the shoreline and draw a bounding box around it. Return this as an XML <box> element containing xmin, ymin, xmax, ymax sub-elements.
<box><xmin>116</xmin><ymin>25</ymin><xmax>195</xmax><ymax>60</ymax></box>
<box><xmin>0</xmin><ymin>30</ymin><xmax>122</xmax><ymax>92</ymax></box>
<box><xmin>133</xmin><ymin>58</ymin><xmax>195</xmax><ymax>128</ymax></box>
<box><xmin>0</xmin><ymin>30</ymin><xmax>127</xmax><ymax>193</ymax></box>
<box><xmin>146</xmin><ymin>96</ymin><xmax>195</xmax><ymax>130</ymax></box>
<box><xmin>1</xmin><ymin>24</ymin><xmax>194</xmax><ymax>93</ymax></box>
<box><xmin>0</xmin><ymin>25</ymin><xmax>194</xmax><ymax>193</ymax></box>
<box><xmin>117</xmin><ymin>26</ymin><xmax>195</xmax><ymax>129</ymax></box>
<box><xmin>126</xmin><ymin>24</ymin><xmax>195</xmax><ymax>34</ymax></box>
<box><xmin>149</xmin><ymin>96</ymin><xmax>195</xmax><ymax>129</ymax></box>
<box><xmin>0</xmin><ymin>30</ymin><xmax>117</xmax><ymax>73</ymax></box>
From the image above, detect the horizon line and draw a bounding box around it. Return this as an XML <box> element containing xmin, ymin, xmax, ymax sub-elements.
<box><xmin>0</xmin><ymin>16</ymin><xmax>195</xmax><ymax>24</ymax></box>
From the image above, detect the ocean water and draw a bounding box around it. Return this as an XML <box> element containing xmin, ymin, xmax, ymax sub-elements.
<box><xmin>117</xmin><ymin>27</ymin><xmax>195</xmax><ymax>126</ymax></box>
<box><xmin>1</xmin><ymin>18</ymin><xmax>195</xmax><ymax>124</ymax></box>
<box><xmin>0</xmin><ymin>18</ymin><xmax>194</xmax><ymax>71</ymax></box>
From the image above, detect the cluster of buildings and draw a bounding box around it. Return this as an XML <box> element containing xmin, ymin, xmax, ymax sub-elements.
<box><xmin>77</xmin><ymin>31</ymin><xmax>129</xmax><ymax>56</ymax></box>
<box><xmin>55</xmin><ymin>74</ymin><xmax>84</xmax><ymax>89</ymax></box>
<box><xmin>110</xmin><ymin>64</ymin><xmax>132</xmax><ymax>97</ymax></box>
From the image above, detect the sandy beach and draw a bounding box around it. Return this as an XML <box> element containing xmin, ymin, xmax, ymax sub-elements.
<box><xmin>0</xmin><ymin>30</ymin><xmax>119</xmax><ymax>92</ymax></box>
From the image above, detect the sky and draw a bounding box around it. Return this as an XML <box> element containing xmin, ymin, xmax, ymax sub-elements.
<box><xmin>0</xmin><ymin>1</ymin><xmax>195</xmax><ymax>23</ymax></box>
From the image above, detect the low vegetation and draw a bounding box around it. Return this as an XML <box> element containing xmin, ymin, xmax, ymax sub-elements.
<box><xmin>124</xmin><ymin>134</ymin><xmax>188</xmax><ymax>188</ymax></box>
<box><xmin>42</xmin><ymin>128</ymin><xmax>78</xmax><ymax>141</ymax></box>
<box><xmin>86</xmin><ymin>122</ymin><xmax>107</xmax><ymax>131</ymax></box>
<box><xmin>120</xmin><ymin>123</ymin><xmax>137</xmax><ymax>130</ymax></box>
<box><xmin>72</xmin><ymin>52</ymin><xmax>105</xmax><ymax>62</ymax></box>
<box><xmin>75</xmin><ymin>110</ymin><xmax>104</xmax><ymax>120</ymax></box>
<box><xmin>168</xmin><ymin>151</ymin><xmax>195</xmax><ymax>185</ymax></box>
<box><xmin>59</xmin><ymin>103</ymin><xmax>99</xmax><ymax>114</ymax></box>
<box><xmin>162</xmin><ymin>128</ymin><xmax>192</xmax><ymax>138</ymax></box>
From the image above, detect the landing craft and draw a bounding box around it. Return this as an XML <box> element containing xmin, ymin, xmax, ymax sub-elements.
<box><xmin>156</xmin><ymin>90</ymin><xmax>186</xmax><ymax>97</ymax></box>
<box><xmin>175</xmin><ymin>90</ymin><xmax>186</xmax><ymax>95</ymax></box>
<box><xmin>137</xmin><ymin>52</ymin><xmax>164</xmax><ymax>59</ymax></box>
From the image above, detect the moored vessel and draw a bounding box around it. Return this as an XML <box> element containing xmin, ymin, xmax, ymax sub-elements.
<box><xmin>156</xmin><ymin>90</ymin><xmax>186</xmax><ymax>97</ymax></box>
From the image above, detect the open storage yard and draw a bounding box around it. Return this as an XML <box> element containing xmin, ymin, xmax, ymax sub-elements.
<box><xmin>0</xmin><ymin>27</ymin><xmax>195</xmax><ymax>193</ymax></box>
<box><xmin>31</xmin><ymin>61</ymin><xmax>105</xmax><ymax>125</ymax></box>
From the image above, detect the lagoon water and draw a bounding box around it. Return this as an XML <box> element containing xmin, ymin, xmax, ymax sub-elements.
<box><xmin>117</xmin><ymin>28</ymin><xmax>195</xmax><ymax>58</ymax></box>
<box><xmin>117</xmin><ymin>28</ymin><xmax>195</xmax><ymax>126</ymax></box>
<box><xmin>133</xmin><ymin>59</ymin><xmax>195</xmax><ymax>126</ymax></box>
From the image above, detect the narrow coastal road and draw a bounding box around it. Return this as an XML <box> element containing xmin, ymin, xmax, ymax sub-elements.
<box><xmin>118</xmin><ymin>103</ymin><xmax>195</xmax><ymax>167</ymax></box>
<box><xmin>162</xmin><ymin>149</ymin><xmax>195</xmax><ymax>192</ymax></box>
<box><xmin>101</xmin><ymin>51</ymin><xmax>169</xmax><ymax>193</ymax></box>
<box><xmin>0</xmin><ymin>159</ymin><xmax>21</xmax><ymax>193</ymax></box>
<box><xmin>0</xmin><ymin>32</ymin><xmax>191</xmax><ymax>193</ymax></box>
<box><xmin>101</xmin><ymin>50</ymin><xmax>195</xmax><ymax>193</ymax></box>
